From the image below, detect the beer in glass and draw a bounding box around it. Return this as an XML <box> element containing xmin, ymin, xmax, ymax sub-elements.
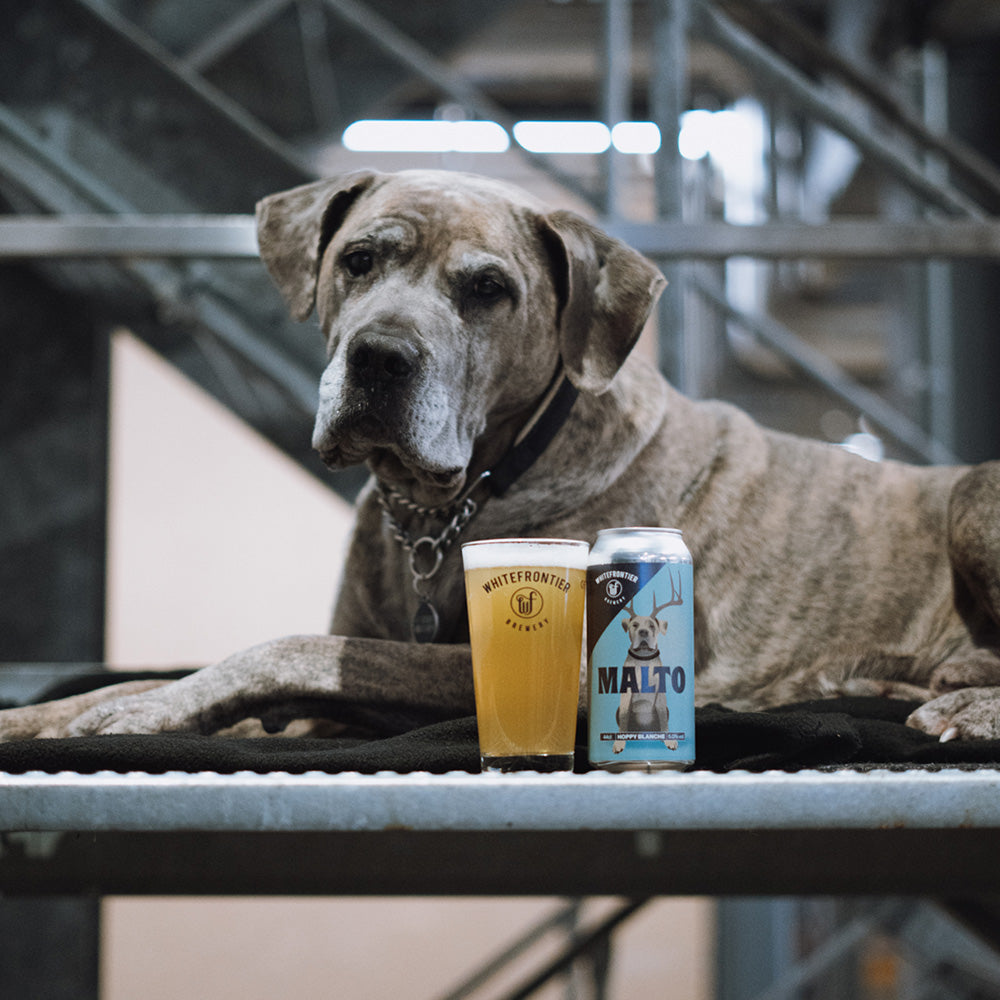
<box><xmin>461</xmin><ymin>538</ymin><xmax>588</xmax><ymax>772</ymax></box>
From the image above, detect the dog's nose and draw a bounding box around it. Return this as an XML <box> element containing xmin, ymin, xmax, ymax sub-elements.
<box><xmin>347</xmin><ymin>333</ymin><xmax>420</xmax><ymax>386</ymax></box>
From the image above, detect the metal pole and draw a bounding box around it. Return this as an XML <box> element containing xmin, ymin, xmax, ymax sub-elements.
<box><xmin>650</xmin><ymin>0</ymin><xmax>691</xmax><ymax>389</ymax></box>
<box><xmin>297</xmin><ymin>0</ymin><xmax>341</xmax><ymax>134</ymax></box>
<box><xmin>748</xmin><ymin>901</ymin><xmax>906</xmax><ymax>1000</ymax></box>
<box><xmin>183</xmin><ymin>0</ymin><xmax>292</xmax><ymax>72</ymax></box>
<box><xmin>731</xmin><ymin>0</ymin><xmax>1000</xmax><ymax>210</ymax></box>
<box><xmin>436</xmin><ymin>900</ymin><xmax>590</xmax><ymax>1000</ymax></box>
<box><xmin>694</xmin><ymin>0</ymin><xmax>983</xmax><ymax>219</ymax></box>
<box><xmin>6</xmin><ymin>216</ymin><xmax>1000</xmax><ymax>261</ymax></box>
<box><xmin>500</xmin><ymin>899</ymin><xmax>651</xmax><ymax>1000</ymax></box>
<box><xmin>692</xmin><ymin>270</ymin><xmax>958</xmax><ymax>464</ymax></box>
<box><xmin>603</xmin><ymin>0</ymin><xmax>632</xmax><ymax>220</ymax></box>
<box><xmin>922</xmin><ymin>43</ymin><xmax>956</xmax><ymax>457</ymax></box>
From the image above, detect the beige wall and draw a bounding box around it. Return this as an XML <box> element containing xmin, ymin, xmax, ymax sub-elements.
<box><xmin>104</xmin><ymin>330</ymin><xmax>353</xmax><ymax>668</ymax></box>
<box><xmin>100</xmin><ymin>330</ymin><xmax>714</xmax><ymax>999</ymax></box>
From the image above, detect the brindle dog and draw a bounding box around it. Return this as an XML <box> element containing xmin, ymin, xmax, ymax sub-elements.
<box><xmin>2</xmin><ymin>168</ymin><xmax>999</xmax><ymax>742</ymax></box>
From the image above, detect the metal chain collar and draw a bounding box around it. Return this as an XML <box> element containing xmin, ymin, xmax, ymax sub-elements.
<box><xmin>376</xmin><ymin>479</ymin><xmax>484</xmax><ymax>594</ymax></box>
<box><xmin>374</xmin><ymin>369</ymin><xmax>575</xmax><ymax>642</ymax></box>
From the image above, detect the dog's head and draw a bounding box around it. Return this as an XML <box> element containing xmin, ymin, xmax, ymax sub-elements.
<box><xmin>256</xmin><ymin>169</ymin><xmax>664</xmax><ymax>505</ymax></box>
<box><xmin>623</xmin><ymin>613</ymin><xmax>669</xmax><ymax>655</ymax></box>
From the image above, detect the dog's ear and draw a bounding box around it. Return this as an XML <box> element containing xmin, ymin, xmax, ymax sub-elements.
<box><xmin>255</xmin><ymin>171</ymin><xmax>379</xmax><ymax>321</ymax></box>
<box><xmin>540</xmin><ymin>209</ymin><xmax>666</xmax><ymax>394</ymax></box>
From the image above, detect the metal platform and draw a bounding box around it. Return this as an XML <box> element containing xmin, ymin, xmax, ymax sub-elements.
<box><xmin>3</xmin><ymin>768</ymin><xmax>999</xmax><ymax>896</ymax></box>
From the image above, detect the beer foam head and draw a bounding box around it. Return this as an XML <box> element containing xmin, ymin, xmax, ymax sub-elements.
<box><xmin>462</xmin><ymin>537</ymin><xmax>589</xmax><ymax>571</ymax></box>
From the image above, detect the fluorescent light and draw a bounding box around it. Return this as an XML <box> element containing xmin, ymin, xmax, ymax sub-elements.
<box><xmin>341</xmin><ymin>119</ymin><xmax>664</xmax><ymax>155</ymax></box>
<box><xmin>678</xmin><ymin>109</ymin><xmax>715</xmax><ymax>160</ymax></box>
<box><xmin>451</xmin><ymin>121</ymin><xmax>510</xmax><ymax>152</ymax></box>
<box><xmin>611</xmin><ymin>121</ymin><xmax>660</xmax><ymax>154</ymax></box>
<box><xmin>513</xmin><ymin>121</ymin><xmax>611</xmax><ymax>154</ymax></box>
<box><xmin>678</xmin><ymin>107</ymin><xmax>765</xmax><ymax>168</ymax></box>
<box><xmin>342</xmin><ymin>119</ymin><xmax>510</xmax><ymax>153</ymax></box>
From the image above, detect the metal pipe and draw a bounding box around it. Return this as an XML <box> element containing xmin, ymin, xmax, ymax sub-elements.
<box><xmin>731</xmin><ymin>0</ymin><xmax>1000</xmax><ymax>211</ymax></box>
<box><xmin>650</xmin><ymin>0</ymin><xmax>689</xmax><ymax>223</ymax></box>
<box><xmin>0</xmin><ymin>217</ymin><xmax>259</xmax><ymax>259</ymax></box>
<box><xmin>74</xmin><ymin>0</ymin><xmax>315</xmax><ymax>176</ymax></box>
<box><xmin>650</xmin><ymin>0</ymin><xmax>692</xmax><ymax>389</ymax></box>
<box><xmin>500</xmin><ymin>899</ymin><xmax>651</xmax><ymax>1000</ymax></box>
<box><xmin>437</xmin><ymin>900</ymin><xmax>588</xmax><ymax>1000</ymax></box>
<box><xmin>921</xmin><ymin>43</ymin><xmax>957</xmax><ymax>459</ymax></box>
<box><xmin>183</xmin><ymin>0</ymin><xmax>292</xmax><ymax>72</ymax></box>
<box><xmin>0</xmin><ymin>109</ymin><xmax>319</xmax><ymax>415</ymax></box>
<box><xmin>692</xmin><ymin>270</ymin><xmax>958</xmax><ymax>464</ymax></box>
<box><xmin>749</xmin><ymin>901</ymin><xmax>907</xmax><ymax>1000</ymax></box>
<box><xmin>6</xmin><ymin>217</ymin><xmax>1000</xmax><ymax>261</ymax></box>
<box><xmin>603</xmin><ymin>0</ymin><xmax>632</xmax><ymax>220</ymax></box>
<box><xmin>694</xmin><ymin>0</ymin><xmax>983</xmax><ymax>219</ymax></box>
<box><xmin>605</xmin><ymin>218</ymin><xmax>1000</xmax><ymax>259</ymax></box>
<box><xmin>297</xmin><ymin>0</ymin><xmax>341</xmax><ymax>133</ymax></box>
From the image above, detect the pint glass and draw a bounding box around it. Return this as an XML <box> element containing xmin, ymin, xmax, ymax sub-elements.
<box><xmin>461</xmin><ymin>538</ymin><xmax>589</xmax><ymax>772</ymax></box>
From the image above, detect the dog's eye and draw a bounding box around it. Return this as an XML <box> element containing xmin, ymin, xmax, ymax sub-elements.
<box><xmin>342</xmin><ymin>250</ymin><xmax>373</xmax><ymax>277</ymax></box>
<box><xmin>472</xmin><ymin>275</ymin><xmax>505</xmax><ymax>302</ymax></box>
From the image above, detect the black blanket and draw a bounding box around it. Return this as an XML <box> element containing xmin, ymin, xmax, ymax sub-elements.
<box><xmin>1</xmin><ymin>673</ymin><xmax>999</xmax><ymax>774</ymax></box>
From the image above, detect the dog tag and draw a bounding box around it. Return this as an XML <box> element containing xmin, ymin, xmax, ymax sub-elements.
<box><xmin>412</xmin><ymin>599</ymin><xmax>439</xmax><ymax>643</ymax></box>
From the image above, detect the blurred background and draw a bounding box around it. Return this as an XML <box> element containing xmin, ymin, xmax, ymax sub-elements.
<box><xmin>2</xmin><ymin>0</ymin><xmax>1000</xmax><ymax>997</ymax></box>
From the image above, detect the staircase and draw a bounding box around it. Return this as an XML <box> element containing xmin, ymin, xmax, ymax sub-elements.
<box><xmin>0</xmin><ymin>0</ymin><xmax>514</xmax><ymax>498</ymax></box>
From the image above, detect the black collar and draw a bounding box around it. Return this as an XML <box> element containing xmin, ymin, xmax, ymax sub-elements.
<box><xmin>485</xmin><ymin>372</ymin><xmax>579</xmax><ymax>497</ymax></box>
<box><xmin>626</xmin><ymin>648</ymin><xmax>662</xmax><ymax>661</ymax></box>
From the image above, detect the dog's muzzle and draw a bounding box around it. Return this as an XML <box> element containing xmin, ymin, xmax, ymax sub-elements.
<box><xmin>346</xmin><ymin>330</ymin><xmax>421</xmax><ymax>388</ymax></box>
<box><xmin>312</xmin><ymin>325</ymin><xmax>438</xmax><ymax>476</ymax></box>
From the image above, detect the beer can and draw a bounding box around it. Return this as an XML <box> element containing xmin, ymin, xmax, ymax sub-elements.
<box><xmin>587</xmin><ymin>527</ymin><xmax>695</xmax><ymax>771</ymax></box>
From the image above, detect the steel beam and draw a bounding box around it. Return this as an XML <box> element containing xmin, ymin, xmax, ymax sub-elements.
<box><xmin>7</xmin><ymin>216</ymin><xmax>1000</xmax><ymax>261</ymax></box>
<box><xmin>608</xmin><ymin>219</ymin><xmax>1000</xmax><ymax>260</ymax></box>
<box><xmin>0</xmin><ymin>216</ymin><xmax>258</xmax><ymax>258</ymax></box>
<box><xmin>4</xmin><ymin>768</ymin><xmax>1000</xmax><ymax>834</ymax></box>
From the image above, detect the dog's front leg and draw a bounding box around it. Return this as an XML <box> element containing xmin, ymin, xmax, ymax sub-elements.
<box><xmin>0</xmin><ymin>636</ymin><xmax>475</xmax><ymax>739</ymax></box>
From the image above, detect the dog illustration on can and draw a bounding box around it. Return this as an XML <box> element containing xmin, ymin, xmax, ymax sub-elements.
<box><xmin>613</xmin><ymin>579</ymin><xmax>683</xmax><ymax>754</ymax></box>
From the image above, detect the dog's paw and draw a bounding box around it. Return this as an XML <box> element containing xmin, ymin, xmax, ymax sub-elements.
<box><xmin>0</xmin><ymin>704</ymin><xmax>61</xmax><ymax>742</ymax></box>
<box><xmin>55</xmin><ymin>688</ymin><xmax>192</xmax><ymax>737</ymax></box>
<box><xmin>906</xmin><ymin>687</ymin><xmax>1000</xmax><ymax>742</ymax></box>
<box><xmin>612</xmin><ymin>740</ymin><xmax>625</xmax><ymax>754</ymax></box>
<box><xmin>0</xmin><ymin>680</ymin><xmax>170</xmax><ymax>741</ymax></box>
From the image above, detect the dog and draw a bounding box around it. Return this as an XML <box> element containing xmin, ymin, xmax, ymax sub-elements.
<box><xmin>613</xmin><ymin>585</ymin><xmax>683</xmax><ymax>754</ymax></box>
<box><xmin>2</xmin><ymin>167</ymin><xmax>1000</xmax><ymax>744</ymax></box>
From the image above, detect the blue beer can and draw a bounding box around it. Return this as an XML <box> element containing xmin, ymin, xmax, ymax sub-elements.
<box><xmin>587</xmin><ymin>527</ymin><xmax>695</xmax><ymax>771</ymax></box>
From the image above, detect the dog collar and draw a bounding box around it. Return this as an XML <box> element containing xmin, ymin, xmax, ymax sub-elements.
<box><xmin>626</xmin><ymin>648</ymin><xmax>662</xmax><ymax>661</ymax></box>
<box><xmin>379</xmin><ymin>367</ymin><xmax>579</xmax><ymax>642</ymax></box>
<box><xmin>483</xmin><ymin>372</ymin><xmax>580</xmax><ymax>497</ymax></box>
